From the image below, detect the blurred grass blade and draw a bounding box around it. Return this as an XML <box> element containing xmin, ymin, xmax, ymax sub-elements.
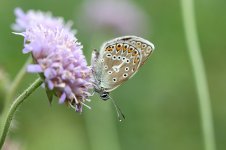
<box><xmin>180</xmin><ymin>0</ymin><xmax>216</xmax><ymax>150</ymax></box>
<box><xmin>84</xmin><ymin>101</ymin><xmax>121</xmax><ymax>150</ymax></box>
<box><xmin>0</xmin><ymin>56</ymin><xmax>32</xmax><ymax>123</ymax></box>
<box><xmin>4</xmin><ymin>56</ymin><xmax>32</xmax><ymax>109</ymax></box>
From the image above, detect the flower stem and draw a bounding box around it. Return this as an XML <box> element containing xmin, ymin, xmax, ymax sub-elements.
<box><xmin>0</xmin><ymin>77</ymin><xmax>43</xmax><ymax>149</ymax></box>
<box><xmin>180</xmin><ymin>1</ymin><xmax>216</xmax><ymax>150</ymax></box>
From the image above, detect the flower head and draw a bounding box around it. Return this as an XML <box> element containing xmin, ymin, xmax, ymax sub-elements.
<box><xmin>12</xmin><ymin>7</ymin><xmax>74</xmax><ymax>33</ymax></box>
<box><xmin>79</xmin><ymin>0</ymin><xmax>149</xmax><ymax>35</ymax></box>
<box><xmin>13</xmin><ymin>8</ymin><xmax>93</xmax><ymax>112</ymax></box>
<box><xmin>2</xmin><ymin>138</ymin><xmax>22</xmax><ymax>150</ymax></box>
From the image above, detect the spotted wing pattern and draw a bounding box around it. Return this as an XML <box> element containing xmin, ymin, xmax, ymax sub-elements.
<box><xmin>92</xmin><ymin>36</ymin><xmax>154</xmax><ymax>92</ymax></box>
<box><xmin>124</xmin><ymin>36</ymin><xmax>155</xmax><ymax>67</ymax></box>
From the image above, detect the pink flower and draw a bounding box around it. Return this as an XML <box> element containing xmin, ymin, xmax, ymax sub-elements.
<box><xmin>13</xmin><ymin>8</ymin><xmax>93</xmax><ymax>112</ymax></box>
<box><xmin>12</xmin><ymin>8</ymin><xmax>73</xmax><ymax>33</ymax></box>
<box><xmin>79</xmin><ymin>0</ymin><xmax>149</xmax><ymax>35</ymax></box>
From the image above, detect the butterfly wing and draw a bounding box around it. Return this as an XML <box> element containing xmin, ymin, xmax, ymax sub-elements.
<box><xmin>119</xmin><ymin>36</ymin><xmax>155</xmax><ymax>67</ymax></box>
<box><xmin>91</xmin><ymin>49</ymin><xmax>103</xmax><ymax>86</ymax></box>
<box><xmin>92</xmin><ymin>36</ymin><xmax>154</xmax><ymax>92</ymax></box>
<box><xmin>94</xmin><ymin>37</ymin><xmax>142</xmax><ymax>92</ymax></box>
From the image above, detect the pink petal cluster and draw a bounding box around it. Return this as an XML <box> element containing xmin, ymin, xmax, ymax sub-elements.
<box><xmin>13</xmin><ymin>8</ymin><xmax>93</xmax><ymax>112</ymax></box>
<box><xmin>12</xmin><ymin>8</ymin><xmax>74</xmax><ymax>33</ymax></box>
<box><xmin>79</xmin><ymin>0</ymin><xmax>149</xmax><ymax>35</ymax></box>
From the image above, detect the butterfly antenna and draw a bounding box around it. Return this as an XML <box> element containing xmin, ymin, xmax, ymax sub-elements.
<box><xmin>109</xmin><ymin>96</ymin><xmax>125</xmax><ymax>121</ymax></box>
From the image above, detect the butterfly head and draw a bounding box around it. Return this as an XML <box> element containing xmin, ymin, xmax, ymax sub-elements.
<box><xmin>94</xmin><ymin>86</ymin><xmax>110</xmax><ymax>101</ymax></box>
<box><xmin>93</xmin><ymin>85</ymin><xmax>125</xmax><ymax>121</ymax></box>
<box><xmin>100</xmin><ymin>91</ymin><xmax>110</xmax><ymax>101</ymax></box>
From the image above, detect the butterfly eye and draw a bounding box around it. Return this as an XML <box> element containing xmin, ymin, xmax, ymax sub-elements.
<box><xmin>108</xmin><ymin>71</ymin><xmax>112</xmax><ymax>74</ymax></box>
<box><xmin>117</xmin><ymin>56</ymin><xmax>121</xmax><ymax>60</ymax></box>
<box><xmin>126</xmin><ymin>59</ymin><xmax>130</xmax><ymax>63</ymax></box>
<box><xmin>104</xmin><ymin>65</ymin><xmax>108</xmax><ymax>69</ymax></box>
<box><xmin>100</xmin><ymin>92</ymin><xmax>110</xmax><ymax>101</ymax></box>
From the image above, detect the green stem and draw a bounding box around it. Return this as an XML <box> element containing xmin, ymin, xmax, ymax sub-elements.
<box><xmin>180</xmin><ymin>1</ymin><xmax>216</xmax><ymax>150</ymax></box>
<box><xmin>0</xmin><ymin>77</ymin><xmax>43</xmax><ymax>149</ymax></box>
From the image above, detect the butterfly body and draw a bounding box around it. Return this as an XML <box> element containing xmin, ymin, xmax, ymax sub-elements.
<box><xmin>91</xmin><ymin>35</ymin><xmax>155</xmax><ymax>100</ymax></box>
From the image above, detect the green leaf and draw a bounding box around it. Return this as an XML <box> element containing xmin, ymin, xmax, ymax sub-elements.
<box><xmin>45</xmin><ymin>86</ymin><xmax>54</xmax><ymax>104</ymax></box>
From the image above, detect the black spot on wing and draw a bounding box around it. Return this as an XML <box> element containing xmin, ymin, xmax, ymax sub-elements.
<box><xmin>121</xmin><ymin>37</ymin><xmax>132</xmax><ymax>41</ymax></box>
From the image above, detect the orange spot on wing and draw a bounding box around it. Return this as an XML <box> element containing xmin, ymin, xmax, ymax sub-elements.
<box><xmin>116</xmin><ymin>44</ymin><xmax>122</xmax><ymax>52</ymax></box>
<box><xmin>132</xmin><ymin>50</ymin><xmax>138</xmax><ymax>56</ymax></box>
<box><xmin>133</xmin><ymin>56</ymin><xmax>140</xmax><ymax>64</ymax></box>
<box><xmin>128</xmin><ymin>47</ymin><xmax>134</xmax><ymax>53</ymax></box>
<box><xmin>123</xmin><ymin>44</ymin><xmax>128</xmax><ymax>52</ymax></box>
<box><xmin>106</xmin><ymin>46</ymin><xmax>113</xmax><ymax>51</ymax></box>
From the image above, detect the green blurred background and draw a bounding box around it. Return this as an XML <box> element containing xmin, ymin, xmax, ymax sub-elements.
<box><xmin>0</xmin><ymin>0</ymin><xmax>226</xmax><ymax>150</ymax></box>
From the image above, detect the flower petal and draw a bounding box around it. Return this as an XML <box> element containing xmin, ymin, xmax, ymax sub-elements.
<box><xmin>59</xmin><ymin>92</ymin><xmax>66</xmax><ymax>104</ymax></box>
<box><xmin>27</xmin><ymin>64</ymin><xmax>42</xmax><ymax>73</ymax></box>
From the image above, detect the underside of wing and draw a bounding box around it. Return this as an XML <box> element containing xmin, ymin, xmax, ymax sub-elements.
<box><xmin>94</xmin><ymin>35</ymin><xmax>155</xmax><ymax>92</ymax></box>
<box><xmin>120</xmin><ymin>36</ymin><xmax>155</xmax><ymax>67</ymax></box>
<box><xmin>98</xmin><ymin>38</ymin><xmax>142</xmax><ymax>92</ymax></box>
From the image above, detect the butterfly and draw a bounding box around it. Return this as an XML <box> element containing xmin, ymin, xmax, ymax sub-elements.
<box><xmin>91</xmin><ymin>35</ymin><xmax>155</xmax><ymax>119</ymax></box>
